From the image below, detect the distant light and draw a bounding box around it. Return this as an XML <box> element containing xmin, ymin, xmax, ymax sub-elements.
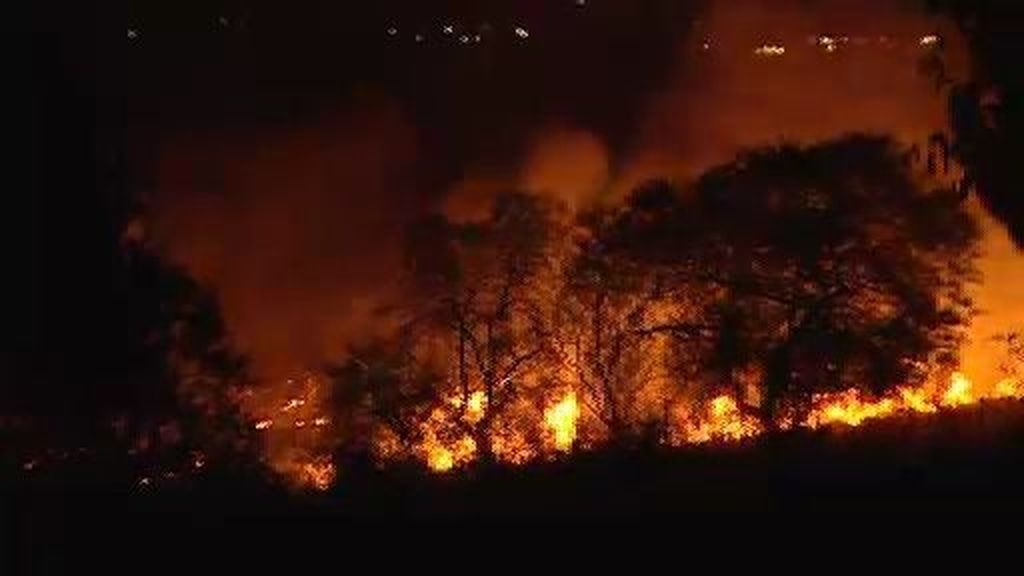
<box><xmin>460</xmin><ymin>34</ymin><xmax>470</xmax><ymax>44</ymax></box>
<box><xmin>754</xmin><ymin>44</ymin><xmax>786</xmax><ymax>56</ymax></box>
<box><xmin>473</xmin><ymin>34</ymin><xmax>482</xmax><ymax>43</ymax></box>
<box><xmin>415</xmin><ymin>33</ymin><xmax>424</xmax><ymax>43</ymax></box>
<box><xmin>127</xmin><ymin>28</ymin><xmax>138</xmax><ymax>40</ymax></box>
<box><xmin>514</xmin><ymin>26</ymin><xmax>530</xmax><ymax>39</ymax></box>
<box><xmin>386</xmin><ymin>26</ymin><xmax>398</xmax><ymax>37</ymax></box>
<box><xmin>443</xmin><ymin>24</ymin><xmax>455</xmax><ymax>35</ymax></box>
<box><xmin>701</xmin><ymin>37</ymin><xmax>711</xmax><ymax>51</ymax></box>
<box><xmin>576</xmin><ymin>0</ymin><xmax>587</xmax><ymax>6</ymax></box>
<box><xmin>920</xmin><ymin>34</ymin><xmax>941</xmax><ymax>47</ymax></box>
<box><xmin>254</xmin><ymin>419</ymin><xmax>273</xmax><ymax>430</ymax></box>
<box><xmin>218</xmin><ymin>15</ymin><xmax>229</xmax><ymax>27</ymax></box>
<box><xmin>818</xmin><ymin>35</ymin><xmax>838</xmax><ymax>53</ymax></box>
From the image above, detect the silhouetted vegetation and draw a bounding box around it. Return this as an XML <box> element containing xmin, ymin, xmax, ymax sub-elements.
<box><xmin>930</xmin><ymin>0</ymin><xmax>1024</xmax><ymax>245</ymax></box>
<box><xmin>320</xmin><ymin>135</ymin><xmax>981</xmax><ymax>463</ymax></box>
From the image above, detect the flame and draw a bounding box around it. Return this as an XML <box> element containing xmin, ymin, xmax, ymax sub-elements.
<box><xmin>942</xmin><ymin>372</ymin><xmax>974</xmax><ymax>407</ymax></box>
<box><xmin>994</xmin><ymin>378</ymin><xmax>1023</xmax><ymax>400</ymax></box>
<box><xmin>425</xmin><ymin>435</ymin><xmax>476</xmax><ymax>473</ymax></box>
<box><xmin>299</xmin><ymin>457</ymin><xmax>335</xmax><ymax>491</ymax></box>
<box><xmin>809</xmin><ymin>390</ymin><xmax>897</xmax><ymax>428</ymax></box>
<box><xmin>259</xmin><ymin>365</ymin><xmax>1018</xmax><ymax>485</ymax></box>
<box><xmin>680</xmin><ymin>395</ymin><xmax>762</xmax><ymax>444</ymax></box>
<box><xmin>544</xmin><ymin>392</ymin><xmax>579</xmax><ymax>452</ymax></box>
<box><xmin>808</xmin><ymin>372</ymin><xmax>1003</xmax><ymax>429</ymax></box>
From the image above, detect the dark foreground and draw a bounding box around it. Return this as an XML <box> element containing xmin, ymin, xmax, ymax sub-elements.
<box><xmin>7</xmin><ymin>400</ymin><xmax>1024</xmax><ymax>568</ymax></box>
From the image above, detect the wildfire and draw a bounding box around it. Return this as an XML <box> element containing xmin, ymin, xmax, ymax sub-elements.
<box><xmin>806</xmin><ymin>372</ymin><xmax>1018</xmax><ymax>429</ymax></box>
<box><xmin>257</xmin><ymin>364</ymin><xmax>1019</xmax><ymax>489</ymax></box>
<box><xmin>300</xmin><ymin>457</ymin><xmax>336</xmax><ymax>491</ymax></box>
<box><xmin>994</xmin><ymin>378</ymin><xmax>1023</xmax><ymax>399</ymax></box>
<box><xmin>809</xmin><ymin>390</ymin><xmax>897</xmax><ymax>428</ymax></box>
<box><xmin>680</xmin><ymin>395</ymin><xmax>762</xmax><ymax>444</ymax></box>
<box><xmin>544</xmin><ymin>392</ymin><xmax>579</xmax><ymax>451</ymax></box>
<box><xmin>942</xmin><ymin>372</ymin><xmax>974</xmax><ymax>407</ymax></box>
<box><xmin>425</xmin><ymin>435</ymin><xmax>476</xmax><ymax>473</ymax></box>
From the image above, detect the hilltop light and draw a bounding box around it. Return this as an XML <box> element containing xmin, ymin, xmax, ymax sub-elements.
<box><xmin>754</xmin><ymin>43</ymin><xmax>786</xmax><ymax>56</ymax></box>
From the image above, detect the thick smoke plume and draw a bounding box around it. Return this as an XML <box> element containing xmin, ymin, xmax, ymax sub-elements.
<box><xmin>149</xmin><ymin>0</ymin><xmax>1019</xmax><ymax>390</ymax></box>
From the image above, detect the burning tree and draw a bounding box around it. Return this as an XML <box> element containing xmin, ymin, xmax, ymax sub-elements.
<box><xmin>380</xmin><ymin>192</ymin><xmax>566</xmax><ymax>464</ymax></box>
<box><xmin>326</xmin><ymin>335</ymin><xmax>442</xmax><ymax>462</ymax></box>
<box><xmin>556</xmin><ymin>206</ymin><xmax>685</xmax><ymax>442</ymax></box>
<box><xmin>597</xmin><ymin>135</ymin><xmax>980</xmax><ymax>428</ymax></box>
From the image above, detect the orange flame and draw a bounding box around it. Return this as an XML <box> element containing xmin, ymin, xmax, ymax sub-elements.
<box><xmin>679</xmin><ymin>395</ymin><xmax>762</xmax><ymax>444</ymax></box>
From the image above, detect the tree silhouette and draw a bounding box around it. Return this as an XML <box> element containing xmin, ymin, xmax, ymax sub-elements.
<box><xmin>556</xmin><ymin>207</ymin><xmax>676</xmax><ymax>441</ymax></box>
<box><xmin>18</xmin><ymin>5</ymin><xmax>257</xmax><ymax>479</ymax></box>
<box><xmin>598</xmin><ymin>135</ymin><xmax>980</xmax><ymax>427</ymax></box>
<box><xmin>929</xmin><ymin>0</ymin><xmax>1024</xmax><ymax>246</ymax></box>
<box><xmin>397</xmin><ymin>192</ymin><xmax>565</xmax><ymax>463</ymax></box>
<box><xmin>326</xmin><ymin>335</ymin><xmax>442</xmax><ymax>460</ymax></box>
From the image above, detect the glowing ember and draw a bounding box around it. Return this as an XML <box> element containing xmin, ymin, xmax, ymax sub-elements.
<box><xmin>544</xmin><ymin>392</ymin><xmax>579</xmax><ymax>452</ymax></box>
<box><xmin>254</xmin><ymin>419</ymin><xmax>273</xmax><ymax>430</ymax></box>
<box><xmin>313</xmin><ymin>416</ymin><xmax>330</xmax><ymax>427</ymax></box>
<box><xmin>281</xmin><ymin>398</ymin><xmax>305</xmax><ymax>412</ymax></box>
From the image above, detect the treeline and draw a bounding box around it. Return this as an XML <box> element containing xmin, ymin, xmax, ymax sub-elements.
<box><xmin>325</xmin><ymin>134</ymin><xmax>982</xmax><ymax>465</ymax></box>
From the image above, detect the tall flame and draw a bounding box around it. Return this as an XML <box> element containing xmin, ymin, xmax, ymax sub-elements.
<box><xmin>544</xmin><ymin>392</ymin><xmax>579</xmax><ymax>452</ymax></box>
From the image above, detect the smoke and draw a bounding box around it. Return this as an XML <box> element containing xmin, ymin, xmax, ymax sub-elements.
<box><xmin>519</xmin><ymin>126</ymin><xmax>611</xmax><ymax>209</ymax></box>
<box><xmin>146</xmin><ymin>0</ymin><xmax>1019</xmax><ymax>391</ymax></box>
<box><xmin>150</xmin><ymin>97</ymin><xmax>420</xmax><ymax>378</ymax></box>
<box><xmin>621</xmin><ymin>0</ymin><xmax>968</xmax><ymax>187</ymax></box>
